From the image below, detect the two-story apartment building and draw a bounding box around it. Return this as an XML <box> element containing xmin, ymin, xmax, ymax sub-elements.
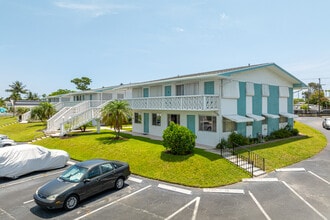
<box><xmin>123</xmin><ymin>63</ymin><xmax>306</xmax><ymax>147</ymax></box>
<box><xmin>46</xmin><ymin>63</ymin><xmax>305</xmax><ymax>147</ymax></box>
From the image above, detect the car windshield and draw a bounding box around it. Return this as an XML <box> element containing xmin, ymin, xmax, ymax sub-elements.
<box><xmin>59</xmin><ymin>165</ymin><xmax>88</xmax><ymax>183</ymax></box>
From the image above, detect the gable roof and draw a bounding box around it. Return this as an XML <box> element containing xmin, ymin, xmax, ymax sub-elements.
<box><xmin>122</xmin><ymin>63</ymin><xmax>306</xmax><ymax>89</ymax></box>
<box><xmin>219</xmin><ymin>63</ymin><xmax>307</xmax><ymax>88</ymax></box>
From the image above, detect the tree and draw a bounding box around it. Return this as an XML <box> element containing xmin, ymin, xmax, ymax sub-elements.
<box><xmin>71</xmin><ymin>77</ymin><xmax>92</xmax><ymax>91</ymax></box>
<box><xmin>31</xmin><ymin>102</ymin><xmax>56</xmax><ymax>122</ymax></box>
<box><xmin>48</xmin><ymin>89</ymin><xmax>73</xmax><ymax>96</ymax></box>
<box><xmin>304</xmin><ymin>82</ymin><xmax>329</xmax><ymax>108</ymax></box>
<box><xmin>101</xmin><ymin>100</ymin><xmax>132</xmax><ymax>139</ymax></box>
<box><xmin>162</xmin><ymin>122</ymin><xmax>196</xmax><ymax>155</ymax></box>
<box><xmin>26</xmin><ymin>91</ymin><xmax>40</xmax><ymax>100</ymax></box>
<box><xmin>0</xmin><ymin>98</ymin><xmax>5</xmax><ymax>107</ymax></box>
<box><xmin>5</xmin><ymin>81</ymin><xmax>28</xmax><ymax>101</ymax></box>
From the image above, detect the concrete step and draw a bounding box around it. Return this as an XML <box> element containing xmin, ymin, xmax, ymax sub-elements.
<box><xmin>222</xmin><ymin>152</ymin><xmax>266</xmax><ymax>177</ymax></box>
<box><xmin>253</xmin><ymin>169</ymin><xmax>267</xmax><ymax>177</ymax></box>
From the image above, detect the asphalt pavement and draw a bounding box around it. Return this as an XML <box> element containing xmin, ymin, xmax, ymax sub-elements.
<box><xmin>0</xmin><ymin>117</ymin><xmax>329</xmax><ymax>220</ymax></box>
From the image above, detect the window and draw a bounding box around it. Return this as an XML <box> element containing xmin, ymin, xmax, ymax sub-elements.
<box><xmin>101</xmin><ymin>163</ymin><xmax>114</xmax><ymax>173</ymax></box>
<box><xmin>117</xmin><ymin>94</ymin><xmax>124</xmax><ymax>99</ymax></box>
<box><xmin>279</xmin><ymin>116</ymin><xmax>288</xmax><ymax>123</ymax></box>
<box><xmin>168</xmin><ymin>114</ymin><xmax>180</xmax><ymax>125</ymax></box>
<box><xmin>176</xmin><ymin>85</ymin><xmax>184</xmax><ymax>96</ymax></box>
<box><xmin>152</xmin><ymin>113</ymin><xmax>161</xmax><ymax>126</ymax></box>
<box><xmin>185</xmin><ymin>82</ymin><xmax>199</xmax><ymax>95</ymax></box>
<box><xmin>87</xmin><ymin>166</ymin><xmax>101</xmax><ymax>179</ymax></box>
<box><xmin>204</xmin><ymin>81</ymin><xmax>214</xmax><ymax>95</ymax></box>
<box><xmin>262</xmin><ymin>118</ymin><xmax>267</xmax><ymax>125</ymax></box>
<box><xmin>223</xmin><ymin>117</ymin><xmax>236</xmax><ymax>132</ymax></box>
<box><xmin>199</xmin><ymin>116</ymin><xmax>216</xmax><ymax>132</ymax></box>
<box><xmin>134</xmin><ymin>113</ymin><xmax>142</xmax><ymax>123</ymax></box>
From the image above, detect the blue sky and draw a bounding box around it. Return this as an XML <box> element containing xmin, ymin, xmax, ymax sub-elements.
<box><xmin>1</xmin><ymin>0</ymin><xmax>330</xmax><ymax>99</ymax></box>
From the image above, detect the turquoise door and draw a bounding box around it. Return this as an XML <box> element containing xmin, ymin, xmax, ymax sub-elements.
<box><xmin>143</xmin><ymin>88</ymin><xmax>149</xmax><ymax>97</ymax></box>
<box><xmin>204</xmin><ymin>81</ymin><xmax>214</xmax><ymax>94</ymax></box>
<box><xmin>165</xmin><ymin>86</ymin><xmax>171</xmax><ymax>96</ymax></box>
<box><xmin>144</xmin><ymin>113</ymin><xmax>149</xmax><ymax>134</ymax></box>
<box><xmin>187</xmin><ymin>115</ymin><xmax>195</xmax><ymax>134</ymax></box>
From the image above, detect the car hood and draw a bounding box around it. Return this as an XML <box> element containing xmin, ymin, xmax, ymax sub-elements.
<box><xmin>38</xmin><ymin>178</ymin><xmax>78</xmax><ymax>197</ymax></box>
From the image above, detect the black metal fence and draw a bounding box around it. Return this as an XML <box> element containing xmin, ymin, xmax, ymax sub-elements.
<box><xmin>220</xmin><ymin>143</ymin><xmax>265</xmax><ymax>176</ymax></box>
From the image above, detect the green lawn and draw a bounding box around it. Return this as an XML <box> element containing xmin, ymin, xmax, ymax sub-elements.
<box><xmin>0</xmin><ymin>120</ymin><xmax>46</xmax><ymax>142</ymax></box>
<box><xmin>236</xmin><ymin>121</ymin><xmax>327</xmax><ymax>172</ymax></box>
<box><xmin>0</xmin><ymin>116</ymin><xmax>17</xmax><ymax>127</ymax></box>
<box><xmin>0</xmin><ymin>120</ymin><xmax>327</xmax><ymax>187</ymax></box>
<box><xmin>35</xmin><ymin>131</ymin><xmax>250</xmax><ymax>187</ymax></box>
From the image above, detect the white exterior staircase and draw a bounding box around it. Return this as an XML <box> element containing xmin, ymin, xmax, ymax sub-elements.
<box><xmin>46</xmin><ymin>100</ymin><xmax>110</xmax><ymax>136</ymax></box>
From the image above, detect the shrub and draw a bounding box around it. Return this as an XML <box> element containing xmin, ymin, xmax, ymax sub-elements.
<box><xmin>216</xmin><ymin>138</ymin><xmax>229</xmax><ymax>149</ymax></box>
<box><xmin>268</xmin><ymin>125</ymin><xmax>299</xmax><ymax>140</ymax></box>
<box><xmin>162</xmin><ymin>122</ymin><xmax>196</xmax><ymax>155</ymax></box>
<box><xmin>228</xmin><ymin>132</ymin><xmax>249</xmax><ymax>147</ymax></box>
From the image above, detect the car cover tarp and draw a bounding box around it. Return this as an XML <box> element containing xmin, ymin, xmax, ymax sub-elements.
<box><xmin>0</xmin><ymin>144</ymin><xmax>69</xmax><ymax>178</ymax></box>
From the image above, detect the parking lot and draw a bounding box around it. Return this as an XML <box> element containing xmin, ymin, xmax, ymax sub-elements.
<box><xmin>1</xmin><ymin>117</ymin><xmax>329</xmax><ymax>220</ymax></box>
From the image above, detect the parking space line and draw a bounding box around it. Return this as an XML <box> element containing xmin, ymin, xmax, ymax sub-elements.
<box><xmin>165</xmin><ymin>197</ymin><xmax>200</xmax><ymax>220</ymax></box>
<box><xmin>0</xmin><ymin>208</ymin><xmax>16</xmax><ymax>220</ymax></box>
<box><xmin>74</xmin><ymin>185</ymin><xmax>152</xmax><ymax>220</ymax></box>
<box><xmin>308</xmin><ymin>171</ymin><xmax>330</xmax><ymax>185</ymax></box>
<box><xmin>282</xmin><ymin>181</ymin><xmax>327</xmax><ymax>220</ymax></box>
<box><xmin>23</xmin><ymin>199</ymin><xmax>34</xmax><ymax>204</ymax></box>
<box><xmin>158</xmin><ymin>184</ymin><xmax>192</xmax><ymax>195</ymax></box>
<box><xmin>128</xmin><ymin>177</ymin><xmax>143</xmax><ymax>183</ymax></box>
<box><xmin>203</xmin><ymin>188</ymin><xmax>245</xmax><ymax>194</ymax></box>
<box><xmin>0</xmin><ymin>170</ymin><xmax>63</xmax><ymax>188</ymax></box>
<box><xmin>276</xmin><ymin>168</ymin><xmax>306</xmax><ymax>172</ymax></box>
<box><xmin>248</xmin><ymin>191</ymin><xmax>271</xmax><ymax>220</ymax></box>
<box><xmin>243</xmin><ymin>178</ymin><xmax>278</xmax><ymax>182</ymax></box>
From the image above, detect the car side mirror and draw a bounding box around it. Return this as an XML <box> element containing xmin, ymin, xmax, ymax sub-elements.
<box><xmin>83</xmin><ymin>178</ymin><xmax>91</xmax><ymax>183</ymax></box>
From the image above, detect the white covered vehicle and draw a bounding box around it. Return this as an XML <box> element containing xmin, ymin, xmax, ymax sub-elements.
<box><xmin>0</xmin><ymin>134</ymin><xmax>17</xmax><ymax>148</ymax></box>
<box><xmin>0</xmin><ymin>144</ymin><xmax>69</xmax><ymax>179</ymax></box>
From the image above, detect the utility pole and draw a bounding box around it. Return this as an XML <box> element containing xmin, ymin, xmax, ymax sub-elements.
<box><xmin>318</xmin><ymin>78</ymin><xmax>321</xmax><ymax>115</ymax></box>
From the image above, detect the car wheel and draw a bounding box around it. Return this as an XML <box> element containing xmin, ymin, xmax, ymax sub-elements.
<box><xmin>64</xmin><ymin>194</ymin><xmax>79</xmax><ymax>210</ymax></box>
<box><xmin>115</xmin><ymin>177</ymin><xmax>124</xmax><ymax>190</ymax></box>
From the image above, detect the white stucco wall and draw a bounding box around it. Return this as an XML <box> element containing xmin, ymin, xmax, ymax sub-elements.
<box><xmin>229</xmin><ymin>68</ymin><xmax>293</xmax><ymax>87</ymax></box>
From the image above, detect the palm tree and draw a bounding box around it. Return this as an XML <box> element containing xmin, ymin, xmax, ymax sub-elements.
<box><xmin>31</xmin><ymin>102</ymin><xmax>56</xmax><ymax>122</ymax></box>
<box><xmin>101</xmin><ymin>100</ymin><xmax>132</xmax><ymax>139</ymax></box>
<box><xmin>6</xmin><ymin>81</ymin><xmax>28</xmax><ymax>100</ymax></box>
<box><xmin>6</xmin><ymin>81</ymin><xmax>28</xmax><ymax>115</ymax></box>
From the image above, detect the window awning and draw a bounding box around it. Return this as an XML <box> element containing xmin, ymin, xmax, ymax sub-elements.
<box><xmin>246</xmin><ymin>113</ymin><xmax>265</xmax><ymax>121</ymax></box>
<box><xmin>280</xmin><ymin>112</ymin><xmax>298</xmax><ymax>118</ymax></box>
<box><xmin>262</xmin><ymin>113</ymin><xmax>280</xmax><ymax>119</ymax></box>
<box><xmin>223</xmin><ymin>114</ymin><xmax>254</xmax><ymax>123</ymax></box>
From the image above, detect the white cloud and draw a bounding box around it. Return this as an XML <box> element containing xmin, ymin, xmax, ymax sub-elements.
<box><xmin>54</xmin><ymin>1</ymin><xmax>133</xmax><ymax>17</ymax></box>
<box><xmin>174</xmin><ymin>27</ymin><xmax>185</xmax><ymax>33</ymax></box>
<box><xmin>220</xmin><ymin>12</ymin><xmax>229</xmax><ymax>21</ymax></box>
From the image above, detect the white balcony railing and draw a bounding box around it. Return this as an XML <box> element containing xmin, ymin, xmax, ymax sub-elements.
<box><xmin>126</xmin><ymin>95</ymin><xmax>219</xmax><ymax>111</ymax></box>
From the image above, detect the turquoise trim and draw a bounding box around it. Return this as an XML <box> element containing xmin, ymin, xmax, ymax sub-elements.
<box><xmin>165</xmin><ymin>86</ymin><xmax>171</xmax><ymax>96</ymax></box>
<box><xmin>237</xmin><ymin>82</ymin><xmax>246</xmax><ymax>115</ymax></box>
<box><xmin>143</xmin><ymin>88</ymin><xmax>149</xmax><ymax>97</ymax></box>
<box><xmin>187</xmin><ymin>115</ymin><xmax>195</xmax><ymax>134</ymax></box>
<box><xmin>237</xmin><ymin>123</ymin><xmax>246</xmax><ymax>136</ymax></box>
<box><xmin>204</xmin><ymin>81</ymin><xmax>215</xmax><ymax>94</ymax></box>
<box><xmin>253</xmin><ymin>84</ymin><xmax>262</xmax><ymax>115</ymax></box>
<box><xmin>267</xmin><ymin>85</ymin><xmax>279</xmax><ymax>135</ymax></box>
<box><xmin>268</xmin><ymin>86</ymin><xmax>279</xmax><ymax>115</ymax></box>
<box><xmin>288</xmin><ymin>88</ymin><xmax>293</xmax><ymax>114</ymax></box>
<box><xmin>236</xmin><ymin>82</ymin><xmax>247</xmax><ymax>136</ymax></box>
<box><xmin>252</xmin><ymin>84</ymin><xmax>263</xmax><ymax>137</ymax></box>
<box><xmin>143</xmin><ymin>113</ymin><xmax>149</xmax><ymax>133</ymax></box>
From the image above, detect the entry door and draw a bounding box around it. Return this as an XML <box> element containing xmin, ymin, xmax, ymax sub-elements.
<box><xmin>165</xmin><ymin>86</ymin><xmax>171</xmax><ymax>96</ymax></box>
<box><xmin>144</xmin><ymin>113</ymin><xmax>149</xmax><ymax>134</ymax></box>
<box><xmin>187</xmin><ymin>115</ymin><xmax>195</xmax><ymax>134</ymax></box>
